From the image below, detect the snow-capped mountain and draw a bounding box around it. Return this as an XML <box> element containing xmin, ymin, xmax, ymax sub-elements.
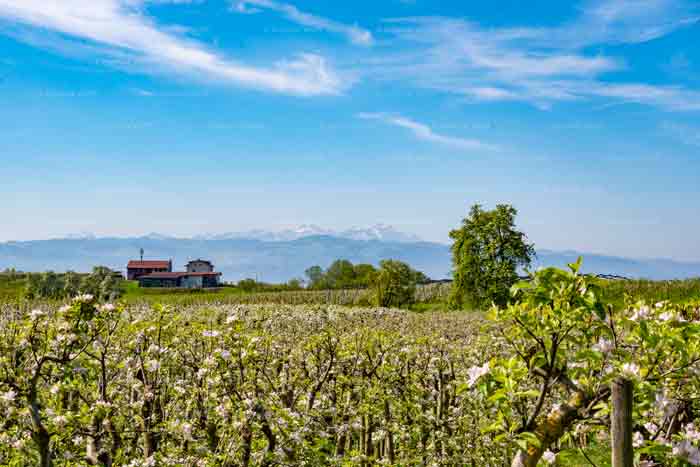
<box><xmin>194</xmin><ymin>224</ymin><xmax>423</xmax><ymax>243</ymax></box>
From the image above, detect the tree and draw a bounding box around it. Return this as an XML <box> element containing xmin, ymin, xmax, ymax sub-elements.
<box><xmin>373</xmin><ymin>260</ymin><xmax>418</xmax><ymax>308</ymax></box>
<box><xmin>353</xmin><ymin>263</ymin><xmax>378</xmax><ymax>287</ymax></box>
<box><xmin>63</xmin><ymin>271</ymin><xmax>81</xmax><ymax>297</ymax></box>
<box><xmin>449</xmin><ymin>204</ymin><xmax>534</xmax><ymax>309</ymax></box>
<box><xmin>325</xmin><ymin>260</ymin><xmax>357</xmax><ymax>289</ymax></box>
<box><xmin>237</xmin><ymin>278</ymin><xmax>259</xmax><ymax>293</ymax></box>
<box><xmin>304</xmin><ymin>266</ymin><xmax>324</xmax><ymax>289</ymax></box>
<box><xmin>470</xmin><ymin>260</ymin><xmax>700</xmax><ymax>467</ymax></box>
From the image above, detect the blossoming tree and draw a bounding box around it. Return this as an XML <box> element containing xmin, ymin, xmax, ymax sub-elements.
<box><xmin>468</xmin><ymin>259</ymin><xmax>700</xmax><ymax>466</ymax></box>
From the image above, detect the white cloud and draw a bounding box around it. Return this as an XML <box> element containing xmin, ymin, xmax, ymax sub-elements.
<box><xmin>357</xmin><ymin>112</ymin><xmax>497</xmax><ymax>151</ymax></box>
<box><xmin>0</xmin><ymin>0</ymin><xmax>343</xmax><ymax>96</ymax></box>
<box><xmin>367</xmin><ymin>0</ymin><xmax>700</xmax><ymax>111</ymax></box>
<box><xmin>234</xmin><ymin>0</ymin><xmax>373</xmax><ymax>46</ymax></box>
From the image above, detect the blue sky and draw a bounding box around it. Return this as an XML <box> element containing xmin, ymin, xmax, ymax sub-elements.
<box><xmin>0</xmin><ymin>0</ymin><xmax>699</xmax><ymax>260</ymax></box>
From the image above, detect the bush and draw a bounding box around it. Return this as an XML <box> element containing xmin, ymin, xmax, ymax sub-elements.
<box><xmin>373</xmin><ymin>259</ymin><xmax>419</xmax><ymax>308</ymax></box>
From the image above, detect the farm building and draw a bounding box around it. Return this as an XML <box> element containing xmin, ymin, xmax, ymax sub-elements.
<box><xmin>127</xmin><ymin>260</ymin><xmax>172</xmax><ymax>280</ymax></box>
<box><xmin>138</xmin><ymin>271</ymin><xmax>222</xmax><ymax>289</ymax></box>
<box><xmin>186</xmin><ymin>259</ymin><xmax>214</xmax><ymax>273</ymax></box>
<box><xmin>132</xmin><ymin>257</ymin><xmax>222</xmax><ymax>289</ymax></box>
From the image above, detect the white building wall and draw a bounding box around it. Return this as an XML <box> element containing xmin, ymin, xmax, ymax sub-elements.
<box><xmin>186</xmin><ymin>261</ymin><xmax>214</xmax><ymax>273</ymax></box>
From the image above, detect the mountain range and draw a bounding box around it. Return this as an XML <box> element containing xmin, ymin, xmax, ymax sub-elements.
<box><xmin>1</xmin><ymin>227</ymin><xmax>698</xmax><ymax>282</ymax></box>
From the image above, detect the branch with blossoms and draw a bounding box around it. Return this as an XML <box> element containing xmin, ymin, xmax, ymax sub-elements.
<box><xmin>467</xmin><ymin>260</ymin><xmax>700</xmax><ymax>467</ymax></box>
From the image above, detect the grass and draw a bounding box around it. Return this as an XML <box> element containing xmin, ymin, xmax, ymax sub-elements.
<box><xmin>0</xmin><ymin>273</ymin><xmax>25</xmax><ymax>301</ymax></box>
<box><xmin>5</xmin><ymin>272</ymin><xmax>700</xmax><ymax>312</ymax></box>
<box><xmin>596</xmin><ymin>277</ymin><xmax>700</xmax><ymax>309</ymax></box>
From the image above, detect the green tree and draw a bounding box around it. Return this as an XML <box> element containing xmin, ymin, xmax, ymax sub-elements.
<box><xmin>353</xmin><ymin>263</ymin><xmax>378</xmax><ymax>287</ymax></box>
<box><xmin>373</xmin><ymin>259</ymin><xmax>419</xmax><ymax>308</ymax></box>
<box><xmin>325</xmin><ymin>259</ymin><xmax>356</xmax><ymax>289</ymax></box>
<box><xmin>63</xmin><ymin>271</ymin><xmax>81</xmax><ymax>297</ymax></box>
<box><xmin>449</xmin><ymin>204</ymin><xmax>534</xmax><ymax>309</ymax></box>
<box><xmin>237</xmin><ymin>278</ymin><xmax>259</xmax><ymax>293</ymax></box>
<box><xmin>304</xmin><ymin>266</ymin><xmax>325</xmax><ymax>289</ymax></box>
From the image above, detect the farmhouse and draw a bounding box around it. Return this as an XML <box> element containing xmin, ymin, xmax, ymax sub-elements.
<box><xmin>127</xmin><ymin>260</ymin><xmax>172</xmax><ymax>280</ymax></box>
<box><xmin>186</xmin><ymin>259</ymin><xmax>214</xmax><ymax>273</ymax></box>
<box><xmin>133</xmin><ymin>258</ymin><xmax>222</xmax><ymax>289</ymax></box>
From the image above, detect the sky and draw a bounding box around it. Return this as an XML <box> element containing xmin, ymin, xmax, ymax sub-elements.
<box><xmin>0</xmin><ymin>0</ymin><xmax>699</xmax><ymax>260</ymax></box>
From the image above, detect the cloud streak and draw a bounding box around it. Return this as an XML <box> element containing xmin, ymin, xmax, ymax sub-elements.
<box><xmin>357</xmin><ymin>113</ymin><xmax>497</xmax><ymax>151</ymax></box>
<box><xmin>366</xmin><ymin>0</ymin><xmax>700</xmax><ymax>111</ymax></box>
<box><xmin>233</xmin><ymin>0</ymin><xmax>373</xmax><ymax>46</ymax></box>
<box><xmin>0</xmin><ymin>0</ymin><xmax>343</xmax><ymax>96</ymax></box>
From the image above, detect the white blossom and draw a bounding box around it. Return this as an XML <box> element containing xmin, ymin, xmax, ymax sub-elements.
<box><xmin>466</xmin><ymin>362</ymin><xmax>489</xmax><ymax>387</ymax></box>
<box><xmin>630</xmin><ymin>306</ymin><xmax>651</xmax><ymax>321</ymax></box>
<box><xmin>202</xmin><ymin>330</ymin><xmax>220</xmax><ymax>338</ymax></box>
<box><xmin>542</xmin><ymin>449</ymin><xmax>556</xmax><ymax>464</ymax></box>
<box><xmin>685</xmin><ymin>423</ymin><xmax>700</xmax><ymax>442</ymax></box>
<box><xmin>29</xmin><ymin>309</ymin><xmax>45</xmax><ymax>320</ymax></box>
<box><xmin>673</xmin><ymin>440</ymin><xmax>700</xmax><ymax>465</ymax></box>
<box><xmin>633</xmin><ymin>431</ymin><xmax>644</xmax><ymax>447</ymax></box>
<box><xmin>644</xmin><ymin>422</ymin><xmax>659</xmax><ymax>434</ymax></box>
<box><xmin>52</xmin><ymin>415</ymin><xmax>68</xmax><ymax>428</ymax></box>
<box><xmin>621</xmin><ymin>363</ymin><xmax>640</xmax><ymax>379</ymax></box>
<box><xmin>73</xmin><ymin>294</ymin><xmax>94</xmax><ymax>302</ymax></box>
<box><xmin>592</xmin><ymin>337</ymin><xmax>614</xmax><ymax>354</ymax></box>
<box><xmin>1</xmin><ymin>390</ymin><xmax>17</xmax><ymax>402</ymax></box>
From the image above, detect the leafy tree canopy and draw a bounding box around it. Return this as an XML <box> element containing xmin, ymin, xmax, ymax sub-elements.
<box><xmin>449</xmin><ymin>204</ymin><xmax>535</xmax><ymax>309</ymax></box>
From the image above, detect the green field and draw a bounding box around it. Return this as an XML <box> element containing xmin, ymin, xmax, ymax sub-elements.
<box><xmin>3</xmin><ymin>273</ymin><xmax>700</xmax><ymax>310</ymax></box>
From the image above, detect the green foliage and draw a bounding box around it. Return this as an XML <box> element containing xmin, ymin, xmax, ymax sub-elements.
<box><xmin>23</xmin><ymin>267</ymin><xmax>123</xmax><ymax>301</ymax></box>
<box><xmin>305</xmin><ymin>259</ymin><xmax>380</xmax><ymax>289</ymax></box>
<box><xmin>236</xmin><ymin>278</ymin><xmax>305</xmax><ymax>293</ymax></box>
<box><xmin>0</xmin><ymin>271</ymin><xmax>27</xmax><ymax>301</ymax></box>
<box><xmin>373</xmin><ymin>259</ymin><xmax>419</xmax><ymax>308</ymax></box>
<box><xmin>473</xmin><ymin>259</ymin><xmax>700</xmax><ymax>466</ymax></box>
<box><xmin>597</xmin><ymin>277</ymin><xmax>700</xmax><ymax>309</ymax></box>
<box><xmin>305</xmin><ymin>259</ymin><xmax>430</xmax><ymax>293</ymax></box>
<box><xmin>449</xmin><ymin>204</ymin><xmax>535</xmax><ymax>309</ymax></box>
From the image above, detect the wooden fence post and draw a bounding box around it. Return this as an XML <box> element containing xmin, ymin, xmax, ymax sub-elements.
<box><xmin>611</xmin><ymin>378</ymin><xmax>634</xmax><ymax>467</ymax></box>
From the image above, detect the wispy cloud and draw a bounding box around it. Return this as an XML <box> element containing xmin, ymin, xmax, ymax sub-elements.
<box><xmin>233</xmin><ymin>0</ymin><xmax>373</xmax><ymax>46</ymax></box>
<box><xmin>662</xmin><ymin>121</ymin><xmax>700</xmax><ymax>146</ymax></box>
<box><xmin>357</xmin><ymin>112</ymin><xmax>497</xmax><ymax>151</ymax></box>
<box><xmin>365</xmin><ymin>0</ymin><xmax>700</xmax><ymax>111</ymax></box>
<box><xmin>0</xmin><ymin>0</ymin><xmax>343</xmax><ymax>96</ymax></box>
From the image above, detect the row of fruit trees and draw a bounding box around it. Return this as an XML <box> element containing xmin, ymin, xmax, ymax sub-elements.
<box><xmin>1</xmin><ymin>260</ymin><xmax>700</xmax><ymax>466</ymax></box>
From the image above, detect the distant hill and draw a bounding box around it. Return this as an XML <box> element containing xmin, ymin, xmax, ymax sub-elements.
<box><xmin>0</xmin><ymin>234</ymin><xmax>698</xmax><ymax>282</ymax></box>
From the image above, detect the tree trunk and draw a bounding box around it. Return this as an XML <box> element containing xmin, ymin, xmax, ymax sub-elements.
<box><xmin>29</xmin><ymin>390</ymin><xmax>52</xmax><ymax>467</ymax></box>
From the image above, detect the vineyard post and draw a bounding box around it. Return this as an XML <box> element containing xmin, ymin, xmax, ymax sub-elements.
<box><xmin>611</xmin><ymin>378</ymin><xmax>633</xmax><ymax>467</ymax></box>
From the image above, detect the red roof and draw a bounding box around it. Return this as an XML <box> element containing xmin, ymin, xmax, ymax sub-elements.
<box><xmin>128</xmin><ymin>260</ymin><xmax>171</xmax><ymax>269</ymax></box>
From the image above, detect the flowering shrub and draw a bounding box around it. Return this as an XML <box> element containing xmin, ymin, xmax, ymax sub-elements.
<box><xmin>469</xmin><ymin>259</ymin><xmax>700</xmax><ymax>466</ymax></box>
<box><xmin>1</xmin><ymin>299</ymin><xmax>510</xmax><ymax>466</ymax></box>
<box><xmin>2</xmin><ymin>266</ymin><xmax>699</xmax><ymax>466</ymax></box>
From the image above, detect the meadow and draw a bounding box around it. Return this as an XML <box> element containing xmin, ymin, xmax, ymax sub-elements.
<box><xmin>1</xmin><ymin>272</ymin><xmax>700</xmax><ymax>466</ymax></box>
